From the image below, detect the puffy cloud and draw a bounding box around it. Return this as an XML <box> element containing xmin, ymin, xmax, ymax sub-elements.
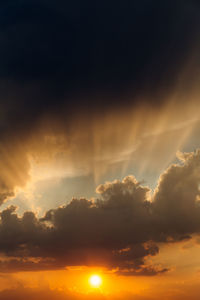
<box><xmin>0</xmin><ymin>176</ymin><xmax>160</xmax><ymax>275</ymax></box>
<box><xmin>153</xmin><ymin>149</ymin><xmax>200</xmax><ymax>238</ymax></box>
<box><xmin>0</xmin><ymin>151</ymin><xmax>200</xmax><ymax>274</ymax></box>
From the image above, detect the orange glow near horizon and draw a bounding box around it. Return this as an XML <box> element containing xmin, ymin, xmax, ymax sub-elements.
<box><xmin>1</xmin><ymin>258</ymin><xmax>200</xmax><ymax>299</ymax></box>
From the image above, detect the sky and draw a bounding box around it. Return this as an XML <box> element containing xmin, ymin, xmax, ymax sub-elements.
<box><xmin>1</xmin><ymin>0</ymin><xmax>200</xmax><ymax>299</ymax></box>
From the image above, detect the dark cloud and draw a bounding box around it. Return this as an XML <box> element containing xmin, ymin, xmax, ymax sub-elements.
<box><xmin>0</xmin><ymin>0</ymin><xmax>199</xmax><ymax>94</ymax></box>
<box><xmin>0</xmin><ymin>0</ymin><xmax>199</xmax><ymax>202</ymax></box>
<box><xmin>0</xmin><ymin>150</ymin><xmax>200</xmax><ymax>274</ymax></box>
<box><xmin>0</xmin><ymin>0</ymin><xmax>199</xmax><ymax>116</ymax></box>
<box><xmin>0</xmin><ymin>176</ymin><xmax>160</xmax><ymax>275</ymax></box>
<box><xmin>153</xmin><ymin>150</ymin><xmax>200</xmax><ymax>238</ymax></box>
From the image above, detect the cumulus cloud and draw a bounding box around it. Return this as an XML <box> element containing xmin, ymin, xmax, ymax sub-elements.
<box><xmin>0</xmin><ymin>176</ymin><xmax>159</xmax><ymax>275</ymax></box>
<box><xmin>153</xmin><ymin>149</ymin><xmax>200</xmax><ymax>238</ymax></box>
<box><xmin>0</xmin><ymin>150</ymin><xmax>200</xmax><ymax>275</ymax></box>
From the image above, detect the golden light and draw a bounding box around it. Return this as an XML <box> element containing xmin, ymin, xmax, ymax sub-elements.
<box><xmin>89</xmin><ymin>274</ymin><xmax>102</xmax><ymax>288</ymax></box>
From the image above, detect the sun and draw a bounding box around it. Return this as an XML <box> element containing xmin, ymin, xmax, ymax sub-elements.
<box><xmin>89</xmin><ymin>274</ymin><xmax>102</xmax><ymax>288</ymax></box>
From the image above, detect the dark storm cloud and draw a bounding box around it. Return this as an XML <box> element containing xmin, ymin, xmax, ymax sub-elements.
<box><xmin>0</xmin><ymin>0</ymin><xmax>199</xmax><ymax>203</ymax></box>
<box><xmin>0</xmin><ymin>0</ymin><xmax>200</xmax><ymax>101</ymax></box>
<box><xmin>0</xmin><ymin>0</ymin><xmax>199</xmax><ymax>118</ymax></box>
<box><xmin>0</xmin><ymin>150</ymin><xmax>200</xmax><ymax>274</ymax></box>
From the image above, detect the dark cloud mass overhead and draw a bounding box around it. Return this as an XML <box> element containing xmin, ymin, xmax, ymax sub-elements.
<box><xmin>0</xmin><ymin>0</ymin><xmax>199</xmax><ymax>203</ymax></box>
<box><xmin>0</xmin><ymin>0</ymin><xmax>200</xmax><ymax>109</ymax></box>
<box><xmin>1</xmin><ymin>0</ymin><xmax>200</xmax><ymax>104</ymax></box>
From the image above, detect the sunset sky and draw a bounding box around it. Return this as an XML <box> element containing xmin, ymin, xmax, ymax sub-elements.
<box><xmin>1</xmin><ymin>1</ymin><xmax>200</xmax><ymax>299</ymax></box>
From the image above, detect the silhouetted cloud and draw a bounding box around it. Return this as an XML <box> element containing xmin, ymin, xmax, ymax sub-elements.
<box><xmin>0</xmin><ymin>150</ymin><xmax>200</xmax><ymax>274</ymax></box>
<box><xmin>153</xmin><ymin>150</ymin><xmax>200</xmax><ymax>238</ymax></box>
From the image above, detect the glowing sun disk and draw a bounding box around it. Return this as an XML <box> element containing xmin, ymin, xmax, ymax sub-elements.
<box><xmin>89</xmin><ymin>275</ymin><xmax>102</xmax><ymax>288</ymax></box>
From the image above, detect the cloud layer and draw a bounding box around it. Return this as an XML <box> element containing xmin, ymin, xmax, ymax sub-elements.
<box><xmin>0</xmin><ymin>150</ymin><xmax>200</xmax><ymax>275</ymax></box>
